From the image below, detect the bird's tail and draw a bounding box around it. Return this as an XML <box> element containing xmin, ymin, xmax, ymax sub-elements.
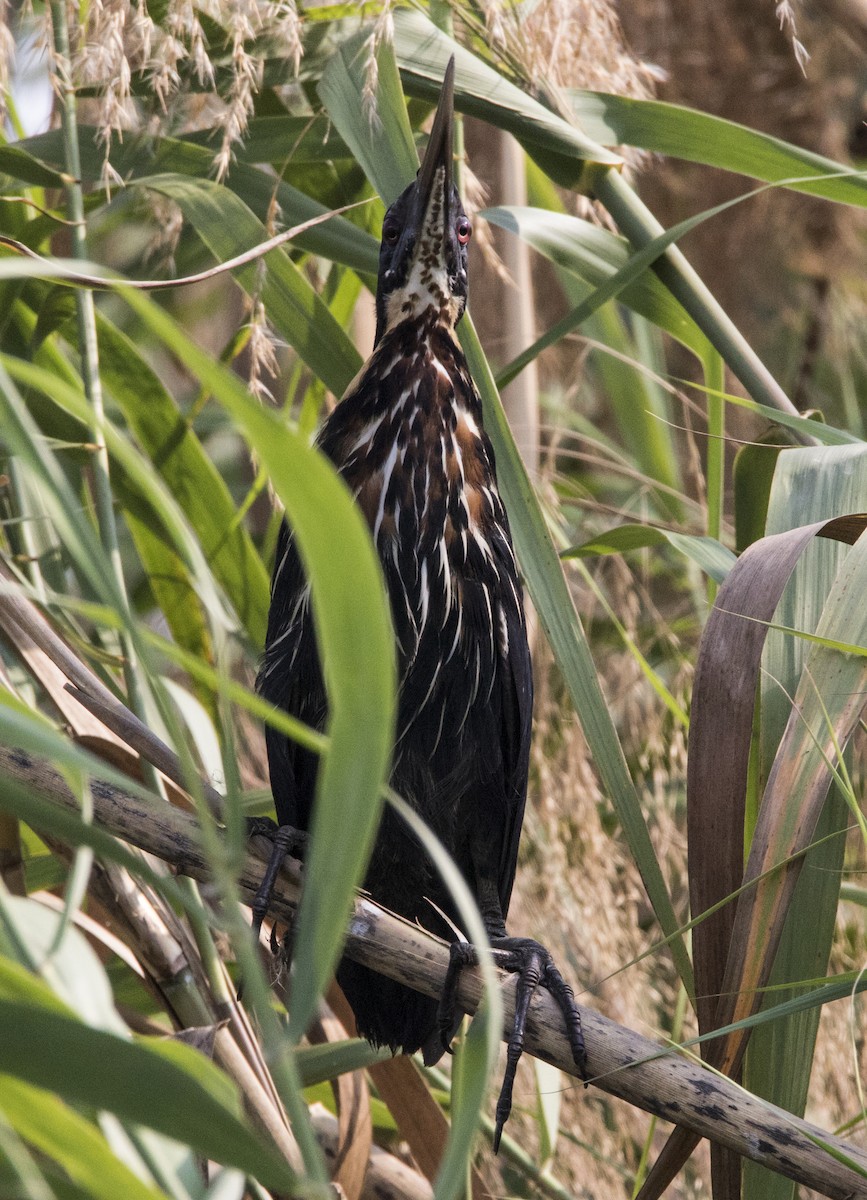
<box><xmin>336</xmin><ymin>958</ymin><xmax>445</xmax><ymax>1064</ymax></box>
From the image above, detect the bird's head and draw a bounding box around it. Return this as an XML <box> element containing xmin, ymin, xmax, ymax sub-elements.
<box><xmin>374</xmin><ymin>57</ymin><xmax>472</xmax><ymax>345</ymax></box>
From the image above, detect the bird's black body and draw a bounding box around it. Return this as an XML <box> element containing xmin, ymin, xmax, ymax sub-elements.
<box><xmin>256</xmin><ymin>59</ymin><xmax>583</xmax><ymax>1144</ymax></box>
<box><xmin>259</xmin><ymin>311</ymin><xmax>531</xmax><ymax>1056</ymax></box>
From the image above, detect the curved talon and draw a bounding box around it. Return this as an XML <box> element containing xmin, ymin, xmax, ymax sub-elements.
<box><xmin>437</xmin><ymin>941</ymin><xmax>477</xmax><ymax>1053</ymax></box>
<box><xmin>543</xmin><ymin>960</ymin><xmax>586</xmax><ymax>1076</ymax></box>
<box><xmin>248</xmin><ymin>822</ymin><xmax>306</xmax><ymax>946</ymax></box>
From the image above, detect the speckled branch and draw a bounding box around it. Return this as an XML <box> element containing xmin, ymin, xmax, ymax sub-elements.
<box><xmin>1</xmin><ymin>743</ymin><xmax>865</xmax><ymax>1200</ymax></box>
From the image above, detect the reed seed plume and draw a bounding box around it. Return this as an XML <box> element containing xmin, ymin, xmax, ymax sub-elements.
<box><xmin>6</xmin><ymin>0</ymin><xmax>301</xmax><ymax>175</ymax></box>
<box><xmin>776</xmin><ymin>0</ymin><xmax>810</xmax><ymax>74</ymax></box>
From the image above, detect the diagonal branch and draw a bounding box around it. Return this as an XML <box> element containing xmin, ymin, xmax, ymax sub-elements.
<box><xmin>1</xmin><ymin>743</ymin><xmax>865</xmax><ymax>1200</ymax></box>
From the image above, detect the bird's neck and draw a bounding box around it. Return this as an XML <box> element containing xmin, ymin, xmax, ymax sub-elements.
<box><xmin>373</xmin><ymin>309</ymin><xmax>463</xmax><ymax>366</ymax></box>
<box><xmin>375</xmin><ymin>268</ymin><xmax>465</xmax><ymax>344</ymax></box>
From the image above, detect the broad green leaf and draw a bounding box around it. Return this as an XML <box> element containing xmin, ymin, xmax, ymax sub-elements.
<box><xmin>568</xmin><ymin>90</ymin><xmax>867</xmax><ymax>210</ymax></box>
<box><xmin>134</xmin><ymin>172</ymin><xmax>361</xmax><ymax>398</ymax></box>
<box><xmin>0</xmin><ymin>144</ymin><xmax>66</xmax><ymax>188</ymax></box>
<box><xmin>664</xmin><ymin>512</ymin><xmax>865</xmax><ymax>1195</ymax></box>
<box><xmin>583</xmin><ymin>306</ymin><xmax>685</xmax><ymax>522</ymax></box>
<box><xmin>125</xmin><ymin>510</ymin><xmax>215</xmax><ymax>685</ymax></box>
<box><xmin>0</xmin><ymin>361</ymin><xmax>124</xmax><ymax>611</ymax></box>
<box><xmin>183</xmin><ymin>115</ymin><xmax>353</xmax><ymax>165</ymax></box>
<box><xmin>11</xmin><ymin>300</ymin><xmax>219</xmax><ymax>674</ymax></box>
<box><xmin>0</xmin><ymin>1001</ymin><xmax>294</xmax><ymax>1191</ymax></box>
<box><xmin>1</xmin><ymin>896</ymin><xmax>127</xmax><ymax>1034</ymax></box>
<box><xmin>562</xmin><ymin>523</ymin><xmax>735</xmax><ymax>585</ymax></box>
<box><xmin>733</xmin><ymin>440</ymin><xmax>783</xmax><ymax>553</ymax></box>
<box><xmin>1</xmin><ymin>350</ymin><xmax>232</xmax><ymax>643</ymax></box>
<box><xmin>91</xmin><ymin>313</ymin><xmax>270</xmax><ymax>647</ymax></box>
<box><xmin>483</xmin><ymin>205</ymin><xmax>708</xmax><ymax>361</ymax></box>
<box><xmin>696</xmin><ymin>512</ymin><xmax>867</xmax><ymax>1197</ymax></box>
<box><xmin>319</xmin><ymin>31</ymin><xmax>418</xmax><ymax>209</ymax></box>
<box><xmin>688</xmin><ymin>380</ymin><xmax>857</xmax><ymax>447</ymax></box>
<box><xmin>0</xmin><ymin>1075</ymin><xmax>165</xmax><ymax>1200</ymax></box>
<box><xmin>0</xmin><ymin>954</ymin><xmax>75</xmax><ymax>1015</ymax></box>
<box><xmin>295</xmin><ymin>1038</ymin><xmax>389</xmax><ymax>1087</ymax></box>
<box><xmin>490</xmin><ymin>168</ymin><xmax>843</xmax><ymax>401</ymax></box>
<box><xmin>534</xmin><ymin>1059</ymin><xmax>562</xmax><ymax>1168</ymax></box>
<box><xmin>114</xmin><ymin>286</ymin><xmax>396</xmax><ymax>1047</ymax></box>
<box><xmin>523</xmin><ymin>163</ymin><xmax>685</xmax><ymax>518</ymax></box>
<box><xmin>14</xmin><ymin>129</ymin><xmax>380</xmax><ymax>275</ymax></box>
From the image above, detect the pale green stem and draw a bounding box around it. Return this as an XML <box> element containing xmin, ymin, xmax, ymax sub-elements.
<box><xmin>704</xmin><ymin>350</ymin><xmax>725</xmax><ymax>604</ymax></box>
<box><xmin>6</xmin><ymin>460</ymin><xmax>47</xmax><ymax>603</ymax></box>
<box><xmin>48</xmin><ymin>2</ymin><xmax>152</xmax><ymax>726</ymax></box>
<box><xmin>47</xmin><ymin>1</ymin><xmax>228</xmax><ymax>1069</ymax></box>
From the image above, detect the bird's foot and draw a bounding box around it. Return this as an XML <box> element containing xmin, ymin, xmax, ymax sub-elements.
<box><xmin>437</xmin><ymin>936</ymin><xmax>586</xmax><ymax>1152</ymax></box>
<box><xmin>246</xmin><ymin>818</ymin><xmax>307</xmax><ymax>951</ymax></box>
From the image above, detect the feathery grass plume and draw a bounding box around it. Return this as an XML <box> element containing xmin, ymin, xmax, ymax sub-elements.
<box><xmin>213</xmin><ymin>2</ymin><xmax>263</xmax><ymax>180</ymax></box>
<box><xmin>38</xmin><ymin>0</ymin><xmax>300</xmax><ymax>177</ymax></box>
<box><xmin>246</xmin><ymin>295</ymin><xmax>282</xmax><ymax>404</ymax></box>
<box><xmin>75</xmin><ymin>2</ymin><xmax>132</xmax><ymax>140</ymax></box>
<box><xmin>269</xmin><ymin>0</ymin><xmax>302</xmax><ymax>76</ymax></box>
<box><xmin>361</xmin><ymin>3</ymin><xmax>394</xmax><ymax>130</ymax></box>
<box><xmin>142</xmin><ymin>192</ymin><xmax>185</xmax><ymax>278</ymax></box>
<box><xmin>140</xmin><ymin>0</ymin><xmax>213</xmax><ymax>115</ymax></box>
<box><xmin>211</xmin><ymin>0</ymin><xmax>302</xmax><ymax>180</ymax></box>
<box><xmin>776</xmin><ymin>0</ymin><xmax>811</xmax><ymax>74</ymax></box>
<box><xmin>472</xmin><ymin>0</ymin><xmax>655</xmax><ymax>100</ymax></box>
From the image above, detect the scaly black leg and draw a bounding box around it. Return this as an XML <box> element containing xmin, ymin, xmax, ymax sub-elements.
<box><xmin>436</xmin><ymin>936</ymin><xmax>586</xmax><ymax>1152</ymax></box>
<box><xmin>247</xmin><ymin>818</ymin><xmax>307</xmax><ymax>950</ymax></box>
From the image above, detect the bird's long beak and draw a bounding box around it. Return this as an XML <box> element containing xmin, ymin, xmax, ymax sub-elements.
<box><xmin>412</xmin><ymin>56</ymin><xmax>455</xmax><ymax>246</ymax></box>
<box><xmin>400</xmin><ymin>56</ymin><xmax>455</xmax><ymax>262</ymax></box>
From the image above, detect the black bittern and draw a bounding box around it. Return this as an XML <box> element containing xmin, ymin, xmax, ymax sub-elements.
<box><xmin>255</xmin><ymin>57</ymin><xmax>585</xmax><ymax>1148</ymax></box>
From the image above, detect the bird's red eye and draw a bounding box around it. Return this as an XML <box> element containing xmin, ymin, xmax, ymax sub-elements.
<box><xmin>383</xmin><ymin>222</ymin><xmax>400</xmax><ymax>244</ymax></box>
<box><xmin>456</xmin><ymin>218</ymin><xmax>472</xmax><ymax>245</ymax></box>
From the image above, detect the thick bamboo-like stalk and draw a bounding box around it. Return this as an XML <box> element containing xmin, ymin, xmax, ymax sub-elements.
<box><xmin>1</xmin><ymin>744</ymin><xmax>865</xmax><ymax>1199</ymax></box>
<box><xmin>592</xmin><ymin>169</ymin><xmax>813</xmax><ymax>439</ymax></box>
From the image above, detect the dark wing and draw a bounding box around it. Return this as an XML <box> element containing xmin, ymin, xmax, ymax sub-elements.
<box><xmin>257</xmin><ymin>519</ymin><xmax>326</xmax><ymax>832</ymax></box>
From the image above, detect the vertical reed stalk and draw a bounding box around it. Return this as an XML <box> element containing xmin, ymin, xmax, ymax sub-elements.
<box><xmin>704</xmin><ymin>351</ymin><xmax>726</xmax><ymax>602</ymax></box>
<box><xmin>48</xmin><ymin>2</ymin><xmax>150</xmax><ymax>720</ymax></box>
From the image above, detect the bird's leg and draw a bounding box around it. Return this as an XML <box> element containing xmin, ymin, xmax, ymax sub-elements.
<box><xmin>437</xmin><ymin>934</ymin><xmax>586</xmax><ymax>1150</ymax></box>
<box><xmin>246</xmin><ymin>818</ymin><xmax>307</xmax><ymax>950</ymax></box>
<box><xmin>436</xmin><ymin>871</ymin><xmax>586</xmax><ymax>1151</ymax></box>
<box><xmin>489</xmin><ymin>936</ymin><xmax>586</xmax><ymax>1150</ymax></box>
